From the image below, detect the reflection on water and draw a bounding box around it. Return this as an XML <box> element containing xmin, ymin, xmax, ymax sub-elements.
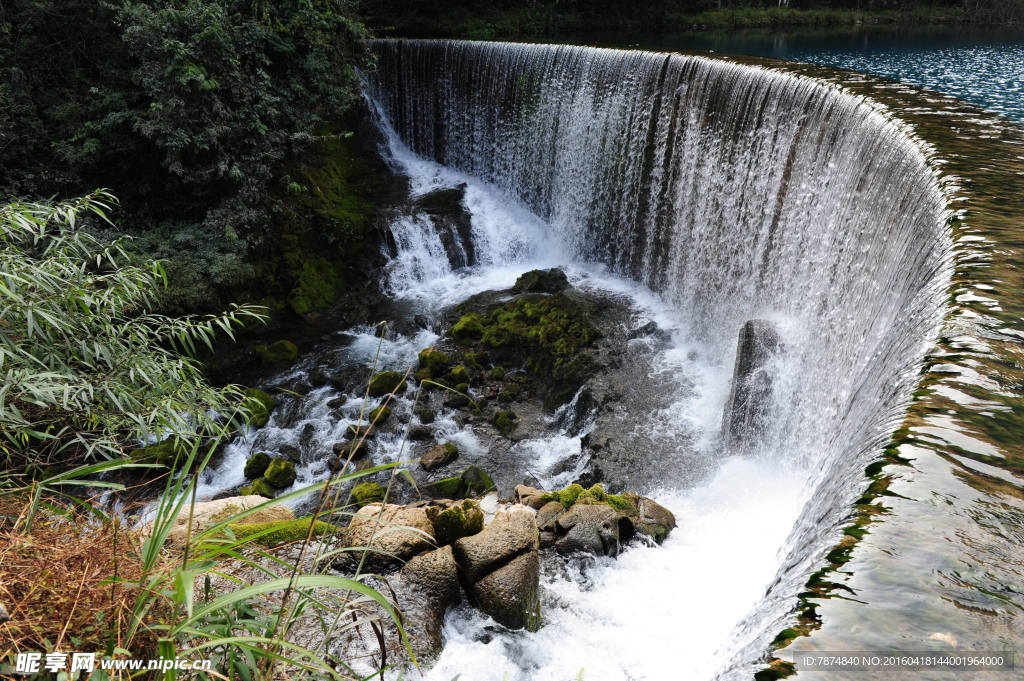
<box><xmin>571</xmin><ymin>26</ymin><xmax>1024</xmax><ymax>123</ymax></box>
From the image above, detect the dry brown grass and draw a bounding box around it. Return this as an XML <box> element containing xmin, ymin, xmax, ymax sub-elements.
<box><xmin>0</xmin><ymin>496</ymin><xmax>163</xmax><ymax>662</ymax></box>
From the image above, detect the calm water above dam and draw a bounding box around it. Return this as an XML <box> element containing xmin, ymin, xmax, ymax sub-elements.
<box><xmin>575</xmin><ymin>26</ymin><xmax>1024</xmax><ymax>124</ymax></box>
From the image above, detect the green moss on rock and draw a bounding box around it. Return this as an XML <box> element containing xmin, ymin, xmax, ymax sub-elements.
<box><xmin>489</xmin><ymin>366</ymin><xmax>506</xmax><ymax>380</ymax></box>
<box><xmin>289</xmin><ymin>257</ymin><xmax>342</xmax><ymax>316</ymax></box>
<box><xmin>240</xmin><ymin>478</ymin><xmax>276</xmax><ymax>499</ymax></box>
<box><xmin>428</xmin><ymin>476</ymin><xmax>467</xmax><ymax>499</ymax></box>
<box><xmin>352</xmin><ymin>482</ymin><xmax>386</xmax><ymax>506</ymax></box>
<box><xmin>368</xmin><ymin>371</ymin><xmax>407</xmax><ymax>398</ymax></box>
<box><xmin>369</xmin><ymin>405</ymin><xmax>392</xmax><ymax>424</ymax></box>
<box><xmin>418</xmin><ymin>347</ymin><xmax>450</xmax><ymax>377</ymax></box>
<box><xmin>242</xmin><ymin>388</ymin><xmax>276</xmax><ymax>428</ymax></box>
<box><xmin>464</xmin><ymin>352</ymin><xmax>484</xmax><ymax>371</ymax></box>
<box><xmin>429</xmin><ymin>499</ymin><xmax>485</xmax><ymax>546</ymax></box>
<box><xmin>230</xmin><ymin>518</ymin><xmax>337</xmax><ymax>547</ymax></box>
<box><xmin>244</xmin><ymin>452</ymin><xmax>272</xmax><ymax>479</ymax></box>
<box><xmin>130</xmin><ymin>438</ymin><xmax>187</xmax><ymax>467</ymax></box>
<box><xmin>264</xmin><ymin>458</ymin><xmax>297</xmax><ymax>489</ymax></box>
<box><xmin>452</xmin><ymin>314</ymin><xmax>486</xmax><ymax>344</ymax></box>
<box><xmin>493</xmin><ymin>410</ymin><xmax>518</xmax><ymax>435</ymax></box>
<box><xmin>255</xmin><ymin>340</ymin><xmax>298</xmax><ymax>366</ymax></box>
<box><xmin>461</xmin><ymin>466</ymin><xmax>496</xmax><ymax>496</ymax></box>
<box><xmin>448</xmin><ymin>364</ymin><xmax>470</xmax><ymax>384</ymax></box>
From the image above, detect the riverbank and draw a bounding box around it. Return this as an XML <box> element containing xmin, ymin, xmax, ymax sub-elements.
<box><xmin>363</xmin><ymin>6</ymin><xmax>1017</xmax><ymax>40</ymax></box>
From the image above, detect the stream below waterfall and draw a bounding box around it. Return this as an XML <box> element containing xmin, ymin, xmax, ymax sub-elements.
<box><xmin>197</xmin><ymin>38</ymin><xmax>984</xmax><ymax>680</ymax></box>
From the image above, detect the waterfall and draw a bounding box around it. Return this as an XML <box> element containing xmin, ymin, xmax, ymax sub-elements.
<box><xmin>366</xmin><ymin>40</ymin><xmax>953</xmax><ymax>679</ymax></box>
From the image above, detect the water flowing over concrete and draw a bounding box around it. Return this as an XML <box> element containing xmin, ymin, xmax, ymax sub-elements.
<box><xmin>365</xmin><ymin>40</ymin><xmax>954</xmax><ymax>678</ymax></box>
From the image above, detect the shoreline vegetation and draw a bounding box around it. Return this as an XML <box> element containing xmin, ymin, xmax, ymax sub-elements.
<box><xmin>360</xmin><ymin>2</ymin><xmax>1024</xmax><ymax>39</ymax></box>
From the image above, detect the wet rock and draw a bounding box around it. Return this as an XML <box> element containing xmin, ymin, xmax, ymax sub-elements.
<box><xmin>453</xmin><ymin>506</ymin><xmax>538</xmax><ymax>585</ymax></box>
<box><xmin>344</xmin><ymin>424</ymin><xmax>377</xmax><ymax>440</ymax></box>
<box><xmin>309</xmin><ymin>369</ymin><xmax>330</xmax><ymax>387</ymax></box>
<box><xmin>390</xmin><ymin>545</ymin><xmax>462</xmax><ymax>659</ymax></box>
<box><xmin>414</xmin><ymin>314</ymin><xmax>430</xmax><ymax>330</ymax></box>
<box><xmin>620</xmin><ymin>493</ymin><xmax>677</xmax><ymax>544</ymax></box>
<box><xmin>468</xmin><ymin>550</ymin><xmax>541</xmax><ymax>631</ymax></box>
<box><xmin>493</xmin><ymin>410</ymin><xmax>518</xmax><ymax>435</ymax></box>
<box><xmin>332</xmin><ymin>439</ymin><xmax>372</xmax><ymax>460</ymax></box>
<box><xmin>368</xmin><ymin>405</ymin><xmax>391</xmax><ymax>424</ymax></box>
<box><xmin>407</xmin><ymin>425</ymin><xmax>434</xmax><ymax>441</ymax></box>
<box><xmin>422</xmin><ymin>476</ymin><xmax>466</xmax><ymax>499</ymax></box>
<box><xmin>415</xmin><ymin>184</ymin><xmax>476</xmax><ymax>269</ymax></box>
<box><xmin>554</xmin><ymin>503</ymin><xmax>620</xmax><ymax>557</ymax></box>
<box><xmin>368</xmin><ymin>371</ymin><xmax>408</xmax><ymax>398</ymax></box>
<box><xmin>277</xmin><ymin>444</ymin><xmax>302</xmax><ymax>462</ymax></box>
<box><xmin>723</xmin><ymin>319</ymin><xmax>782</xmax><ymax>453</ymax></box>
<box><xmin>341</xmin><ymin>503</ymin><xmax>435</xmax><ymax>571</ymax></box>
<box><xmin>327</xmin><ymin>396</ymin><xmax>348</xmax><ymax>410</ymax></box>
<box><xmin>421</xmin><ymin>443</ymin><xmax>459</xmax><ymax>471</ymax></box>
<box><xmin>628</xmin><ymin>321</ymin><xmax>658</xmax><ymax>339</ymax></box>
<box><xmin>244</xmin><ymin>452</ymin><xmax>271</xmax><ymax>479</ymax></box>
<box><xmin>511</xmin><ymin>268</ymin><xmax>570</xmax><ymax>294</ymax></box>
<box><xmin>419</xmin><ymin>409</ymin><xmax>436</xmax><ymax>424</ymax></box>
<box><xmin>264</xmin><ymin>458</ymin><xmax>296</xmax><ymax>489</ymax></box>
<box><xmin>461</xmin><ymin>466</ymin><xmax>496</xmax><ymax>496</ymax></box>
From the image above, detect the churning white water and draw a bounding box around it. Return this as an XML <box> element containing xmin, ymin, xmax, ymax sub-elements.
<box><xmin>362</xmin><ymin>40</ymin><xmax>953</xmax><ymax>680</ymax></box>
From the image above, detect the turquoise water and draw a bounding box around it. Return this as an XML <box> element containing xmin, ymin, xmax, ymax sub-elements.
<box><xmin>579</xmin><ymin>27</ymin><xmax>1024</xmax><ymax>123</ymax></box>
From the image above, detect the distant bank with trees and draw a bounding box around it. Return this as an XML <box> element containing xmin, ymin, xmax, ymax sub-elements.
<box><xmin>360</xmin><ymin>0</ymin><xmax>1024</xmax><ymax>38</ymax></box>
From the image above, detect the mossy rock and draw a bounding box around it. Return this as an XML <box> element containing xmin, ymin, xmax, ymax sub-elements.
<box><xmin>481</xmin><ymin>294</ymin><xmax>598</xmax><ymax>372</ymax></box>
<box><xmin>489</xmin><ymin>366</ymin><xmax>506</xmax><ymax>380</ymax></box>
<box><xmin>493</xmin><ymin>410</ymin><xmax>518</xmax><ymax>435</ymax></box>
<box><xmin>448</xmin><ymin>364</ymin><xmax>470</xmax><ymax>384</ymax></box>
<box><xmin>244</xmin><ymin>452</ymin><xmax>272</xmax><ymax>479</ymax></box>
<box><xmin>368</xmin><ymin>371</ymin><xmax>408</xmax><ymax>398</ymax></box>
<box><xmin>289</xmin><ymin>257</ymin><xmax>343</xmax><ymax>316</ymax></box>
<box><xmin>428</xmin><ymin>499</ymin><xmax>484</xmax><ymax>546</ymax></box>
<box><xmin>130</xmin><ymin>438</ymin><xmax>187</xmax><ymax>467</ymax></box>
<box><xmin>240</xmin><ymin>478</ymin><xmax>276</xmax><ymax>499</ymax></box>
<box><xmin>464</xmin><ymin>352</ymin><xmax>484</xmax><ymax>371</ymax></box>
<box><xmin>454</xmin><ymin>382</ymin><xmax>470</xmax><ymax>394</ymax></box>
<box><xmin>426</xmin><ymin>476</ymin><xmax>467</xmax><ymax>499</ymax></box>
<box><xmin>541</xmin><ymin>483</ymin><xmax>636</xmax><ymax>513</ymax></box>
<box><xmin>511</xmin><ymin>268</ymin><xmax>570</xmax><ymax>294</ymax></box>
<box><xmin>352</xmin><ymin>482</ymin><xmax>386</xmax><ymax>506</ymax></box>
<box><xmin>369</xmin><ymin>405</ymin><xmax>392</xmax><ymax>424</ymax></box>
<box><xmin>418</xmin><ymin>347</ymin><xmax>450</xmax><ymax>377</ymax></box>
<box><xmin>414</xmin><ymin>367</ymin><xmax>432</xmax><ymax>383</ymax></box>
<box><xmin>264</xmin><ymin>458</ymin><xmax>297</xmax><ymax>489</ymax></box>
<box><xmin>419</xmin><ymin>408</ymin><xmax>435</xmax><ymax>424</ymax></box>
<box><xmin>461</xmin><ymin>466</ymin><xmax>496</xmax><ymax>496</ymax></box>
<box><xmin>230</xmin><ymin>518</ymin><xmax>338</xmax><ymax>547</ymax></box>
<box><xmin>452</xmin><ymin>314</ymin><xmax>486</xmax><ymax>345</ymax></box>
<box><xmin>255</xmin><ymin>340</ymin><xmax>299</xmax><ymax>366</ymax></box>
<box><xmin>242</xmin><ymin>389</ymin><xmax>276</xmax><ymax>428</ymax></box>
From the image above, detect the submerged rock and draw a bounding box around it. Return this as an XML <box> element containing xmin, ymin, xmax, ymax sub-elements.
<box><xmin>723</xmin><ymin>319</ymin><xmax>782</xmax><ymax>453</ymax></box>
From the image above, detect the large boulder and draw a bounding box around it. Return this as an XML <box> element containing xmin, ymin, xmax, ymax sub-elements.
<box><xmin>243</xmin><ymin>452</ymin><xmax>271</xmax><ymax>479</ymax></box>
<box><xmin>453</xmin><ymin>506</ymin><xmax>538</xmax><ymax>585</ymax></box>
<box><xmin>389</xmin><ymin>545</ymin><xmax>462</xmax><ymax>660</ymax></box>
<box><xmin>342</xmin><ymin>504</ymin><xmax>435</xmax><ymax>571</ymax></box>
<box><xmin>554</xmin><ymin>503</ymin><xmax>620</xmax><ymax>557</ymax></box>
<box><xmin>415</xmin><ymin>185</ymin><xmax>476</xmax><ymax>269</ymax></box>
<box><xmin>468</xmin><ymin>551</ymin><xmax>541</xmax><ymax>631</ymax></box>
<box><xmin>511</xmin><ymin>268</ymin><xmax>570</xmax><ymax>294</ymax></box>
<box><xmin>154</xmin><ymin>496</ymin><xmax>294</xmax><ymax>547</ymax></box>
<box><xmin>264</xmin><ymin>458</ymin><xmax>296</xmax><ymax>489</ymax></box>
<box><xmin>621</xmin><ymin>493</ymin><xmax>677</xmax><ymax>543</ymax></box>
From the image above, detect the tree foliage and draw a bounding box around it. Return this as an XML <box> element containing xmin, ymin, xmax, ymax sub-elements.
<box><xmin>0</xmin><ymin>191</ymin><xmax>266</xmax><ymax>467</ymax></box>
<box><xmin>0</xmin><ymin>0</ymin><xmax>371</xmax><ymax>306</ymax></box>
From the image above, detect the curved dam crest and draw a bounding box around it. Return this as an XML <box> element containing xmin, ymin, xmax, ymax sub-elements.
<box><xmin>366</xmin><ymin>40</ymin><xmax>954</xmax><ymax>678</ymax></box>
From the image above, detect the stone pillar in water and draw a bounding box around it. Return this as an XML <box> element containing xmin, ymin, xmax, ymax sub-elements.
<box><xmin>723</xmin><ymin>320</ymin><xmax>782</xmax><ymax>453</ymax></box>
